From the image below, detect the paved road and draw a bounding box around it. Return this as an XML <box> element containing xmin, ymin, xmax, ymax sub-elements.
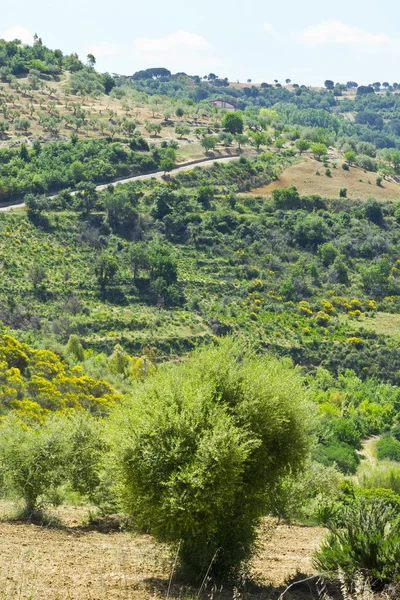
<box><xmin>0</xmin><ymin>155</ymin><xmax>240</xmax><ymax>212</ymax></box>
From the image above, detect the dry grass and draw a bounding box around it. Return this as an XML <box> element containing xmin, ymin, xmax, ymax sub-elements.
<box><xmin>343</xmin><ymin>312</ymin><xmax>400</xmax><ymax>341</ymax></box>
<box><xmin>0</xmin><ymin>503</ymin><xmax>326</xmax><ymax>600</ymax></box>
<box><xmin>250</xmin><ymin>157</ymin><xmax>400</xmax><ymax>201</ymax></box>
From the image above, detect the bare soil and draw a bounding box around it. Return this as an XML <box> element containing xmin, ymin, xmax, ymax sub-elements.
<box><xmin>0</xmin><ymin>504</ymin><xmax>326</xmax><ymax>600</ymax></box>
<box><xmin>251</xmin><ymin>157</ymin><xmax>400</xmax><ymax>201</ymax></box>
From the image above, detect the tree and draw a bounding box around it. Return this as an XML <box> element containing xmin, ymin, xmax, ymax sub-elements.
<box><xmin>221</xmin><ymin>112</ymin><xmax>243</xmax><ymax>135</ymax></box>
<box><xmin>200</xmin><ymin>136</ymin><xmax>217</xmax><ymax>153</ymax></box>
<box><xmin>285</xmin><ymin>78</ymin><xmax>291</xmax><ymax>85</ymax></box>
<box><xmin>324</xmin><ymin>80</ymin><xmax>334</xmax><ymax>90</ymax></box>
<box><xmin>87</xmin><ymin>53</ymin><xmax>96</xmax><ymax>68</ymax></box>
<box><xmin>95</xmin><ymin>254</ymin><xmax>119</xmax><ymax>291</ymax></box>
<box><xmin>251</xmin><ymin>131</ymin><xmax>267</xmax><ymax>150</ymax></box>
<box><xmin>75</xmin><ymin>182</ymin><xmax>98</xmax><ymax>216</ymax></box>
<box><xmin>311</xmin><ymin>142</ymin><xmax>327</xmax><ymax>160</ymax></box>
<box><xmin>234</xmin><ymin>134</ymin><xmax>248</xmax><ymax>150</ymax></box>
<box><xmin>66</xmin><ymin>334</ymin><xmax>84</xmax><ymax>362</ymax></box>
<box><xmin>344</xmin><ymin>150</ymin><xmax>356</xmax><ymax>166</ymax></box>
<box><xmin>175</xmin><ymin>107</ymin><xmax>185</xmax><ymax>118</ymax></box>
<box><xmin>110</xmin><ymin>340</ymin><xmax>312</xmax><ymax>581</ymax></box>
<box><xmin>296</xmin><ymin>139</ymin><xmax>310</xmax><ymax>154</ymax></box>
<box><xmin>175</xmin><ymin>125</ymin><xmax>190</xmax><ymax>139</ymax></box>
<box><xmin>160</xmin><ymin>147</ymin><xmax>176</xmax><ymax>175</ymax></box>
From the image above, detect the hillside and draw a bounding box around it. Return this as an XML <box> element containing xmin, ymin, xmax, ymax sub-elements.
<box><xmin>3</xmin><ymin>35</ymin><xmax>400</xmax><ymax>599</ymax></box>
<box><xmin>252</xmin><ymin>155</ymin><xmax>400</xmax><ymax>201</ymax></box>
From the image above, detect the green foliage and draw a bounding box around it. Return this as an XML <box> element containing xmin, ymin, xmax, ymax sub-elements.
<box><xmin>376</xmin><ymin>436</ymin><xmax>400</xmax><ymax>461</ymax></box>
<box><xmin>0</xmin><ymin>413</ymin><xmax>104</xmax><ymax>511</ymax></box>
<box><xmin>313</xmin><ymin>441</ymin><xmax>360</xmax><ymax>475</ymax></box>
<box><xmin>110</xmin><ymin>339</ymin><xmax>313</xmax><ymax>580</ymax></box>
<box><xmin>314</xmin><ymin>498</ymin><xmax>400</xmax><ymax>585</ymax></box>
<box><xmin>221</xmin><ymin>112</ymin><xmax>243</xmax><ymax>134</ymax></box>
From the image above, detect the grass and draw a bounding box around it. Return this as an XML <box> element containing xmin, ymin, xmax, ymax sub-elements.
<box><xmin>250</xmin><ymin>156</ymin><xmax>400</xmax><ymax>201</ymax></box>
<box><xmin>343</xmin><ymin>312</ymin><xmax>400</xmax><ymax>341</ymax></box>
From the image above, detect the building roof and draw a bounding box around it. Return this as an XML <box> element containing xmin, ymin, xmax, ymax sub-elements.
<box><xmin>210</xmin><ymin>99</ymin><xmax>237</xmax><ymax>107</ymax></box>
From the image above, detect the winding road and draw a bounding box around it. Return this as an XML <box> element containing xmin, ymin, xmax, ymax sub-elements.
<box><xmin>0</xmin><ymin>155</ymin><xmax>240</xmax><ymax>212</ymax></box>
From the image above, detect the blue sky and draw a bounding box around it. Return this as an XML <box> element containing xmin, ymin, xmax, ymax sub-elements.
<box><xmin>2</xmin><ymin>0</ymin><xmax>400</xmax><ymax>85</ymax></box>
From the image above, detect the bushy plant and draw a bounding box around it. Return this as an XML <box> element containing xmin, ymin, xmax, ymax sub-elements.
<box><xmin>314</xmin><ymin>498</ymin><xmax>400</xmax><ymax>586</ymax></box>
<box><xmin>110</xmin><ymin>339</ymin><xmax>313</xmax><ymax>581</ymax></box>
<box><xmin>376</xmin><ymin>436</ymin><xmax>400</xmax><ymax>462</ymax></box>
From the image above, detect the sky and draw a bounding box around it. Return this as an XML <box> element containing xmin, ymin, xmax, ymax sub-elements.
<box><xmin>2</xmin><ymin>0</ymin><xmax>400</xmax><ymax>86</ymax></box>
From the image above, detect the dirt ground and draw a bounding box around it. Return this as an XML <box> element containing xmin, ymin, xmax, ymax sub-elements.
<box><xmin>251</xmin><ymin>157</ymin><xmax>400</xmax><ymax>201</ymax></box>
<box><xmin>0</xmin><ymin>504</ymin><xmax>326</xmax><ymax>600</ymax></box>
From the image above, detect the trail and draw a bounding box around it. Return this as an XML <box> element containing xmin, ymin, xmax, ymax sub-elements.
<box><xmin>358</xmin><ymin>436</ymin><xmax>379</xmax><ymax>466</ymax></box>
<box><xmin>0</xmin><ymin>155</ymin><xmax>239</xmax><ymax>212</ymax></box>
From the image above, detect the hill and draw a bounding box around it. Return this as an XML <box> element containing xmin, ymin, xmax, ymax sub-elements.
<box><xmin>251</xmin><ymin>155</ymin><xmax>400</xmax><ymax>201</ymax></box>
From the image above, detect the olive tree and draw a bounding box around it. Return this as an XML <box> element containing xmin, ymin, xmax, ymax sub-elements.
<box><xmin>110</xmin><ymin>339</ymin><xmax>313</xmax><ymax>581</ymax></box>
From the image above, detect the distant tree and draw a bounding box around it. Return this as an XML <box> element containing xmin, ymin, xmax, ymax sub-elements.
<box><xmin>296</xmin><ymin>139</ymin><xmax>310</xmax><ymax>155</ymax></box>
<box><xmin>382</xmin><ymin>82</ymin><xmax>390</xmax><ymax>89</ymax></box>
<box><xmin>251</xmin><ymin>131</ymin><xmax>267</xmax><ymax>150</ymax></box>
<box><xmin>247</xmin><ymin>79</ymin><xmax>252</xmax><ymax>83</ymax></box>
<box><xmin>95</xmin><ymin>254</ymin><xmax>119</xmax><ymax>291</ymax></box>
<box><xmin>87</xmin><ymin>54</ymin><xmax>96</xmax><ymax>68</ymax></box>
<box><xmin>311</xmin><ymin>142</ymin><xmax>328</xmax><ymax>160</ymax></box>
<box><xmin>221</xmin><ymin>112</ymin><xmax>243</xmax><ymax>134</ymax></box>
<box><xmin>66</xmin><ymin>334</ymin><xmax>85</xmax><ymax>362</ymax></box>
<box><xmin>372</xmin><ymin>82</ymin><xmax>381</xmax><ymax>91</ymax></box>
<box><xmin>102</xmin><ymin>73</ymin><xmax>116</xmax><ymax>95</ymax></box>
<box><xmin>174</xmin><ymin>125</ymin><xmax>190</xmax><ymax>139</ymax></box>
<box><xmin>344</xmin><ymin>150</ymin><xmax>357</xmax><ymax>166</ymax></box>
<box><xmin>75</xmin><ymin>182</ymin><xmax>98</xmax><ymax>216</ymax></box>
<box><xmin>324</xmin><ymin>80</ymin><xmax>334</xmax><ymax>90</ymax></box>
<box><xmin>200</xmin><ymin>136</ymin><xmax>217</xmax><ymax>153</ymax></box>
<box><xmin>235</xmin><ymin>133</ymin><xmax>248</xmax><ymax>150</ymax></box>
<box><xmin>356</xmin><ymin>85</ymin><xmax>375</xmax><ymax>95</ymax></box>
<box><xmin>285</xmin><ymin>78</ymin><xmax>291</xmax><ymax>85</ymax></box>
<box><xmin>346</xmin><ymin>81</ymin><xmax>358</xmax><ymax>89</ymax></box>
<box><xmin>175</xmin><ymin>107</ymin><xmax>185</xmax><ymax>118</ymax></box>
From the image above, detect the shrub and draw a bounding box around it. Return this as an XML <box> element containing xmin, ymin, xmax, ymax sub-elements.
<box><xmin>314</xmin><ymin>441</ymin><xmax>360</xmax><ymax>474</ymax></box>
<box><xmin>376</xmin><ymin>436</ymin><xmax>400</xmax><ymax>462</ymax></box>
<box><xmin>0</xmin><ymin>413</ymin><xmax>105</xmax><ymax>512</ymax></box>
<box><xmin>339</xmin><ymin>187</ymin><xmax>347</xmax><ymax>198</ymax></box>
<box><xmin>0</xmin><ymin>415</ymin><xmax>68</xmax><ymax>511</ymax></box>
<box><xmin>342</xmin><ymin>162</ymin><xmax>349</xmax><ymax>171</ymax></box>
<box><xmin>110</xmin><ymin>339</ymin><xmax>313</xmax><ymax>581</ymax></box>
<box><xmin>313</xmin><ymin>498</ymin><xmax>400</xmax><ymax>585</ymax></box>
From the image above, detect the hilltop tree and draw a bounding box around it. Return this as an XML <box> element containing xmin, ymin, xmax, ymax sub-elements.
<box><xmin>324</xmin><ymin>80</ymin><xmax>334</xmax><ymax>90</ymax></box>
<box><xmin>87</xmin><ymin>53</ymin><xmax>96</xmax><ymax>68</ymax></box>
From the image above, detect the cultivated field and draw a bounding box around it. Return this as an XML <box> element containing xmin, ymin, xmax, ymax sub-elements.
<box><xmin>0</xmin><ymin>504</ymin><xmax>326</xmax><ymax>600</ymax></box>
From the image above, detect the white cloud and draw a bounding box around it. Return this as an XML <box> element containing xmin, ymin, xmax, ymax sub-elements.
<box><xmin>1</xmin><ymin>25</ymin><xmax>32</xmax><ymax>44</ymax></box>
<box><xmin>86</xmin><ymin>43</ymin><xmax>122</xmax><ymax>58</ymax></box>
<box><xmin>298</xmin><ymin>21</ymin><xmax>390</xmax><ymax>47</ymax></box>
<box><xmin>263</xmin><ymin>23</ymin><xmax>280</xmax><ymax>40</ymax></box>
<box><xmin>89</xmin><ymin>30</ymin><xmax>223</xmax><ymax>76</ymax></box>
<box><xmin>134</xmin><ymin>30</ymin><xmax>209</xmax><ymax>54</ymax></box>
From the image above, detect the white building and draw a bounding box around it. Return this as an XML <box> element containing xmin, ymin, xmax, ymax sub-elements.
<box><xmin>210</xmin><ymin>99</ymin><xmax>236</xmax><ymax>111</ymax></box>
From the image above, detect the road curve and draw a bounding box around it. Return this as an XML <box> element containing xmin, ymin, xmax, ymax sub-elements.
<box><xmin>0</xmin><ymin>155</ymin><xmax>240</xmax><ymax>213</ymax></box>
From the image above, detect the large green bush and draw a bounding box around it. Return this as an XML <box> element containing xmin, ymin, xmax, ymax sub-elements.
<box><xmin>110</xmin><ymin>339</ymin><xmax>313</xmax><ymax>581</ymax></box>
<box><xmin>314</xmin><ymin>498</ymin><xmax>400</xmax><ymax>586</ymax></box>
<box><xmin>376</xmin><ymin>436</ymin><xmax>400</xmax><ymax>462</ymax></box>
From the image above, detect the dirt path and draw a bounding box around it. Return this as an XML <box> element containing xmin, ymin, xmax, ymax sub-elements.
<box><xmin>358</xmin><ymin>436</ymin><xmax>379</xmax><ymax>466</ymax></box>
<box><xmin>0</xmin><ymin>155</ymin><xmax>239</xmax><ymax>213</ymax></box>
